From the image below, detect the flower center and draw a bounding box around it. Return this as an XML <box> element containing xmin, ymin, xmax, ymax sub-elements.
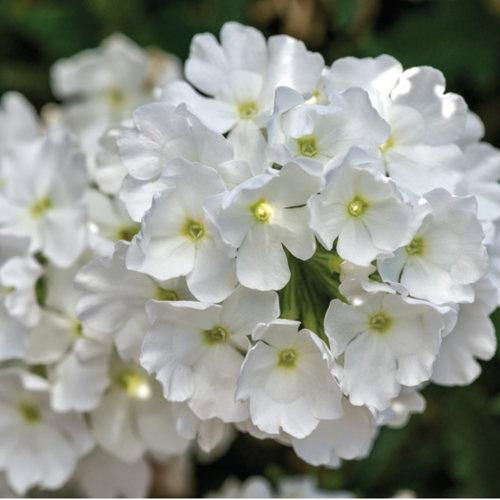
<box><xmin>115</xmin><ymin>224</ymin><xmax>140</xmax><ymax>242</ymax></box>
<box><xmin>203</xmin><ymin>326</ymin><xmax>228</xmax><ymax>345</ymax></box>
<box><xmin>182</xmin><ymin>219</ymin><xmax>206</xmax><ymax>241</ymax></box>
<box><xmin>278</xmin><ymin>348</ymin><xmax>298</xmax><ymax>368</ymax></box>
<box><xmin>107</xmin><ymin>87</ymin><xmax>126</xmax><ymax>109</ymax></box>
<box><xmin>369</xmin><ymin>312</ymin><xmax>392</xmax><ymax>333</ymax></box>
<box><xmin>379</xmin><ymin>136</ymin><xmax>395</xmax><ymax>153</ymax></box>
<box><xmin>18</xmin><ymin>400</ymin><xmax>41</xmax><ymax>424</ymax></box>
<box><xmin>296</xmin><ymin>135</ymin><xmax>318</xmax><ymax>158</ymax></box>
<box><xmin>250</xmin><ymin>198</ymin><xmax>274</xmax><ymax>223</ymax></box>
<box><xmin>155</xmin><ymin>287</ymin><xmax>179</xmax><ymax>301</ymax></box>
<box><xmin>237</xmin><ymin>101</ymin><xmax>258</xmax><ymax>120</ymax></box>
<box><xmin>405</xmin><ymin>237</ymin><xmax>425</xmax><ymax>256</ymax></box>
<box><xmin>117</xmin><ymin>370</ymin><xmax>151</xmax><ymax>399</ymax></box>
<box><xmin>72</xmin><ymin>320</ymin><xmax>83</xmax><ymax>338</ymax></box>
<box><xmin>30</xmin><ymin>197</ymin><xmax>52</xmax><ymax>218</ymax></box>
<box><xmin>347</xmin><ymin>196</ymin><xmax>369</xmax><ymax>217</ymax></box>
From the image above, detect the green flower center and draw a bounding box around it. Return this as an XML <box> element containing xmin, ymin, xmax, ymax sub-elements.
<box><xmin>250</xmin><ymin>198</ymin><xmax>274</xmax><ymax>223</ymax></box>
<box><xmin>369</xmin><ymin>312</ymin><xmax>392</xmax><ymax>333</ymax></box>
<box><xmin>107</xmin><ymin>87</ymin><xmax>126</xmax><ymax>108</ymax></box>
<box><xmin>237</xmin><ymin>101</ymin><xmax>258</xmax><ymax>120</ymax></box>
<box><xmin>347</xmin><ymin>196</ymin><xmax>369</xmax><ymax>218</ymax></box>
<box><xmin>405</xmin><ymin>237</ymin><xmax>425</xmax><ymax>256</ymax></box>
<box><xmin>18</xmin><ymin>400</ymin><xmax>41</xmax><ymax>423</ymax></box>
<box><xmin>182</xmin><ymin>219</ymin><xmax>206</xmax><ymax>241</ymax></box>
<box><xmin>155</xmin><ymin>287</ymin><xmax>179</xmax><ymax>301</ymax></box>
<box><xmin>203</xmin><ymin>326</ymin><xmax>228</xmax><ymax>345</ymax></box>
<box><xmin>296</xmin><ymin>135</ymin><xmax>318</xmax><ymax>158</ymax></box>
<box><xmin>117</xmin><ymin>370</ymin><xmax>151</xmax><ymax>399</ymax></box>
<box><xmin>278</xmin><ymin>348</ymin><xmax>298</xmax><ymax>368</ymax></box>
<box><xmin>115</xmin><ymin>224</ymin><xmax>140</xmax><ymax>242</ymax></box>
<box><xmin>30</xmin><ymin>197</ymin><xmax>52</xmax><ymax>218</ymax></box>
<box><xmin>72</xmin><ymin>320</ymin><xmax>83</xmax><ymax>338</ymax></box>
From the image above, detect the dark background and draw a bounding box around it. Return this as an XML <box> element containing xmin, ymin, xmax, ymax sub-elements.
<box><xmin>1</xmin><ymin>0</ymin><xmax>499</xmax><ymax>497</ymax></box>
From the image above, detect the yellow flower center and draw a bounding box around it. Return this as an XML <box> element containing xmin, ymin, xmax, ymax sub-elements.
<box><xmin>347</xmin><ymin>196</ymin><xmax>369</xmax><ymax>218</ymax></box>
<box><xmin>277</xmin><ymin>348</ymin><xmax>298</xmax><ymax>368</ymax></box>
<box><xmin>296</xmin><ymin>135</ymin><xmax>318</xmax><ymax>158</ymax></box>
<box><xmin>250</xmin><ymin>198</ymin><xmax>274</xmax><ymax>223</ymax></box>
<box><xmin>117</xmin><ymin>370</ymin><xmax>151</xmax><ymax>399</ymax></box>
<box><xmin>182</xmin><ymin>219</ymin><xmax>206</xmax><ymax>241</ymax></box>
<box><xmin>18</xmin><ymin>400</ymin><xmax>41</xmax><ymax>424</ymax></box>
<box><xmin>203</xmin><ymin>326</ymin><xmax>228</xmax><ymax>345</ymax></box>
<box><xmin>369</xmin><ymin>312</ymin><xmax>392</xmax><ymax>334</ymax></box>
<box><xmin>72</xmin><ymin>320</ymin><xmax>83</xmax><ymax>338</ymax></box>
<box><xmin>107</xmin><ymin>87</ymin><xmax>126</xmax><ymax>109</ymax></box>
<box><xmin>405</xmin><ymin>237</ymin><xmax>425</xmax><ymax>256</ymax></box>
<box><xmin>379</xmin><ymin>136</ymin><xmax>395</xmax><ymax>154</ymax></box>
<box><xmin>155</xmin><ymin>287</ymin><xmax>179</xmax><ymax>301</ymax></box>
<box><xmin>30</xmin><ymin>197</ymin><xmax>52</xmax><ymax>218</ymax></box>
<box><xmin>237</xmin><ymin>101</ymin><xmax>258</xmax><ymax>120</ymax></box>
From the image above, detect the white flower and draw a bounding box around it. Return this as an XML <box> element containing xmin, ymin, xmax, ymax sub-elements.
<box><xmin>236</xmin><ymin>320</ymin><xmax>343</xmax><ymax>438</ymax></box>
<box><xmin>73</xmin><ymin>448</ymin><xmax>151</xmax><ymax>498</ymax></box>
<box><xmin>93</xmin><ymin>125</ymin><xmax>129</xmax><ymax>195</ymax></box>
<box><xmin>379</xmin><ymin>189</ymin><xmax>488</xmax><ymax>304</ymax></box>
<box><xmin>0</xmin><ymin>369</ymin><xmax>92</xmax><ymax>495</ymax></box>
<box><xmin>126</xmin><ymin>160</ymin><xmax>237</xmax><ymax>302</ymax></box>
<box><xmin>290</xmin><ymin>397</ymin><xmax>377</xmax><ymax>468</ymax></box>
<box><xmin>325</xmin><ymin>279</ymin><xmax>455</xmax><ymax>410</ymax></box>
<box><xmin>76</xmin><ymin>241</ymin><xmax>191</xmax><ymax>361</ymax></box>
<box><xmin>267</xmin><ymin>87</ymin><xmax>390</xmax><ymax>175</ymax></box>
<box><xmin>90</xmin><ymin>361</ymin><xmax>190</xmax><ymax>462</ymax></box>
<box><xmin>162</xmin><ymin>22</ymin><xmax>324</xmax><ymax>133</ymax></box>
<box><xmin>277</xmin><ymin>476</ymin><xmax>344</xmax><ymax>498</ymax></box>
<box><xmin>49</xmin><ymin>340</ymin><xmax>111</xmax><ymax>412</ymax></box>
<box><xmin>141</xmin><ymin>286</ymin><xmax>279</xmax><ymax>422</ymax></box>
<box><xmin>207</xmin><ymin>476</ymin><xmax>273</xmax><ymax>498</ymax></box>
<box><xmin>25</xmin><ymin>262</ymin><xmax>109</xmax><ymax>365</ymax></box>
<box><xmin>85</xmin><ymin>189</ymin><xmax>139</xmax><ymax>256</ymax></box>
<box><xmin>0</xmin><ymin>92</ymin><xmax>40</xmax><ymax>154</ymax></box>
<box><xmin>0</xmin><ymin>232</ymin><xmax>42</xmax><ymax>327</ymax></box>
<box><xmin>325</xmin><ymin>56</ymin><xmax>467</xmax><ymax>195</ymax></box>
<box><xmin>431</xmin><ymin>278</ymin><xmax>497</xmax><ymax>385</ymax></box>
<box><xmin>309</xmin><ymin>159</ymin><xmax>414</xmax><ymax>266</ymax></box>
<box><xmin>51</xmin><ymin>33</ymin><xmax>181</xmax><ymax>154</ymax></box>
<box><xmin>376</xmin><ymin>388</ymin><xmax>426</xmax><ymax>429</ymax></box>
<box><xmin>456</xmin><ymin>142</ymin><xmax>500</xmax><ymax>222</ymax></box>
<box><xmin>117</xmin><ymin>103</ymin><xmax>233</xmax><ymax>221</ymax></box>
<box><xmin>0</xmin><ymin>133</ymin><xmax>88</xmax><ymax>267</ymax></box>
<box><xmin>215</xmin><ymin>163</ymin><xmax>322</xmax><ymax>290</ymax></box>
<box><xmin>486</xmin><ymin>221</ymin><xmax>500</xmax><ymax>303</ymax></box>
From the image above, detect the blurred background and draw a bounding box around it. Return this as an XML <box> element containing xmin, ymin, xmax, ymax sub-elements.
<box><xmin>1</xmin><ymin>0</ymin><xmax>499</xmax><ymax>497</ymax></box>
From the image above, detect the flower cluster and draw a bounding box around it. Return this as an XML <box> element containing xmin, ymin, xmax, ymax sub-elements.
<box><xmin>0</xmin><ymin>23</ymin><xmax>499</xmax><ymax>496</ymax></box>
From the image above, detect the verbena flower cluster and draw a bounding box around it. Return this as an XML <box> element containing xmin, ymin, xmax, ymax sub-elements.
<box><xmin>0</xmin><ymin>23</ymin><xmax>499</xmax><ymax>496</ymax></box>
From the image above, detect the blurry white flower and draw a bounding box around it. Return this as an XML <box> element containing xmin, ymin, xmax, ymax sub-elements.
<box><xmin>0</xmin><ymin>133</ymin><xmax>87</xmax><ymax>267</ymax></box>
<box><xmin>90</xmin><ymin>361</ymin><xmax>190</xmax><ymax>462</ymax></box>
<box><xmin>51</xmin><ymin>33</ymin><xmax>181</xmax><ymax>154</ymax></box>
<box><xmin>73</xmin><ymin>448</ymin><xmax>151</xmax><ymax>498</ymax></box>
<box><xmin>432</xmin><ymin>278</ymin><xmax>497</xmax><ymax>385</ymax></box>
<box><xmin>0</xmin><ymin>369</ymin><xmax>92</xmax><ymax>495</ymax></box>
